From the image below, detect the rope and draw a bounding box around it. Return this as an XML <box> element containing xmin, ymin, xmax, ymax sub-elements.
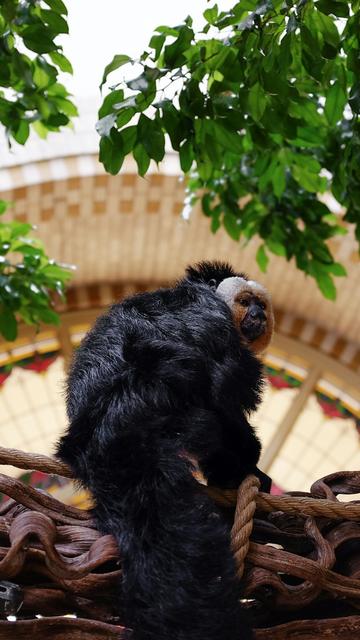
<box><xmin>2</xmin><ymin>446</ymin><xmax>360</xmax><ymax>519</ymax></box>
<box><xmin>230</xmin><ymin>475</ymin><xmax>260</xmax><ymax>578</ymax></box>
<box><xmin>256</xmin><ymin>492</ymin><xmax>360</xmax><ymax>520</ymax></box>
<box><xmin>206</xmin><ymin>486</ymin><xmax>360</xmax><ymax>520</ymax></box>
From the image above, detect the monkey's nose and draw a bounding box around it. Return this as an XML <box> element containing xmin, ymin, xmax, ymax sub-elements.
<box><xmin>249</xmin><ymin>306</ymin><xmax>266</xmax><ymax>321</ymax></box>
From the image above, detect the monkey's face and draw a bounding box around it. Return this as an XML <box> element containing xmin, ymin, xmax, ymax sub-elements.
<box><xmin>216</xmin><ymin>276</ymin><xmax>274</xmax><ymax>354</ymax></box>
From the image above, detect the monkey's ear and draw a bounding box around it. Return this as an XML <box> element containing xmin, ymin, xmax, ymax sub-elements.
<box><xmin>208</xmin><ymin>278</ymin><xmax>217</xmax><ymax>290</ymax></box>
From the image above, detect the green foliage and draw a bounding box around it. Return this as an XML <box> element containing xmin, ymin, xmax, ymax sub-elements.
<box><xmin>0</xmin><ymin>1</ymin><xmax>76</xmax><ymax>341</ymax></box>
<box><xmin>0</xmin><ymin>0</ymin><xmax>77</xmax><ymax>146</ymax></box>
<box><xmin>98</xmin><ymin>0</ymin><xmax>360</xmax><ymax>298</ymax></box>
<box><xmin>0</xmin><ymin>201</ymin><xmax>73</xmax><ymax>341</ymax></box>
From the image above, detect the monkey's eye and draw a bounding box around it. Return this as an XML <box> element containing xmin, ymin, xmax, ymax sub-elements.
<box><xmin>259</xmin><ymin>302</ymin><xmax>266</xmax><ymax>310</ymax></box>
<box><xmin>241</xmin><ymin>299</ymin><xmax>249</xmax><ymax>307</ymax></box>
<box><xmin>208</xmin><ymin>278</ymin><xmax>217</xmax><ymax>290</ymax></box>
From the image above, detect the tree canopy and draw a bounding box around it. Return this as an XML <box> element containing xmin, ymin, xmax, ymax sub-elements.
<box><xmin>97</xmin><ymin>0</ymin><xmax>360</xmax><ymax>299</ymax></box>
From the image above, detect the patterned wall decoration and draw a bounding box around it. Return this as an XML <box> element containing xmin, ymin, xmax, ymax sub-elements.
<box><xmin>264</xmin><ymin>363</ymin><xmax>360</xmax><ymax>432</ymax></box>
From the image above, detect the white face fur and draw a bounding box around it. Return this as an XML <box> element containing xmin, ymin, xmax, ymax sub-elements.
<box><xmin>216</xmin><ymin>276</ymin><xmax>271</xmax><ymax>307</ymax></box>
<box><xmin>215</xmin><ymin>276</ymin><xmax>274</xmax><ymax>353</ymax></box>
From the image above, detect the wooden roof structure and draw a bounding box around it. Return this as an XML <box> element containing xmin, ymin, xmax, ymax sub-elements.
<box><xmin>0</xmin><ymin>151</ymin><xmax>359</xmax><ymax>361</ymax></box>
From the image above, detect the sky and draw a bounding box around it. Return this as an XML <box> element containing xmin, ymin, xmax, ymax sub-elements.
<box><xmin>1</xmin><ymin>1</ymin><xmax>234</xmax><ymax>166</ymax></box>
<box><xmin>63</xmin><ymin>1</ymin><xmax>232</xmax><ymax>101</ymax></box>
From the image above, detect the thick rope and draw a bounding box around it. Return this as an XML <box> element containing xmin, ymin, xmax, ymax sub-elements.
<box><xmin>230</xmin><ymin>475</ymin><xmax>260</xmax><ymax>578</ymax></box>
<box><xmin>207</xmin><ymin>486</ymin><xmax>360</xmax><ymax>520</ymax></box>
<box><xmin>2</xmin><ymin>447</ymin><xmax>360</xmax><ymax>521</ymax></box>
<box><xmin>256</xmin><ymin>492</ymin><xmax>360</xmax><ymax>520</ymax></box>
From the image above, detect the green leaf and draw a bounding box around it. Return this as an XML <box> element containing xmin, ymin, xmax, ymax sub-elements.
<box><xmin>43</xmin><ymin>0</ymin><xmax>68</xmax><ymax>15</ymax></box>
<box><xmin>258</xmin><ymin>158</ymin><xmax>278</xmax><ymax>191</ymax></box>
<box><xmin>161</xmin><ymin>102</ymin><xmax>183</xmax><ymax>150</ymax></box>
<box><xmin>315</xmin><ymin>271</ymin><xmax>337</xmax><ymax>299</ymax></box>
<box><xmin>198</xmin><ymin>158</ymin><xmax>213</xmax><ymax>181</ymax></box>
<box><xmin>324</xmin><ymin>82</ymin><xmax>347</xmax><ymax>126</ymax></box>
<box><xmin>0</xmin><ymin>201</ymin><xmax>10</xmax><ymax>215</ymax></box>
<box><xmin>310</xmin><ymin>260</ymin><xmax>337</xmax><ymax>298</ymax></box>
<box><xmin>286</xmin><ymin>152</ymin><xmax>322</xmax><ymax>174</ymax></box>
<box><xmin>256</xmin><ymin>245</ymin><xmax>269</xmax><ymax>272</ymax></box>
<box><xmin>12</xmin><ymin>243</ymin><xmax>42</xmax><ymax>256</ymax></box>
<box><xmin>272</xmin><ymin>164</ymin><xmax>286</xmax><ymax>198</ymax></box>
<box><xmin>212</xmin><ymin>121</ymin><xmax>243</xmax><ymax>153</ymax></box>
<box><xmin>223</xmin><ymin>213</ymin><xmax>241</xmax><ymax>241</ymax></box>
<box><xmin>22</xmin><ymin>25</ymin><xmax>57</xmax><ymax>54</ymax></box>
<box><xmin>248</xmin><ymin>83</ymin><xmax>267</xmax><ymax>122</ymax></box>
<box><xmin>36</xmin><ymin>308</ymin><xmax>60</xmax><ymax>325</ymax></box>
<box><xmin>291</xmin><ymin>126</ymin><xmax>326</xmax><ymax>147</ymax></box>
<box><xmin>266</xmin><ymin>239</ymin><xmax>287</xmax><ymax>256</ymax></box>
<box><xmin>155</xmin><ymin>25</ymin><xmax>179</xmax><ymax>37</ymax></box>
<box><xmin>41</xmin><ymin>263</ymin><xmax>72</xmax><ymax>280</ymax></box>
<box><xmin>133</xmin><ymin>143</ymin><xmax>150</xmax><ymax>176</ymax></box>
<box><xmin>121</xmin><ymin>126</ymin><xmax>137</xmax><ymax>155</ymax></box>
<box><xmin>98</xmin><ymin>90</ymin><xmax>124</xmax><ymax>119</ymax></box>
<box><xmin>100</xmin><ymin>54</ymin><xmax>132</xmax><ymax>89</ymax></box>
<box><xmin>138</xmin><ymin>115</ymin><xmax>165</xmax><ymax>163</ymax></box>
<box><xmin>33</xmin><ymin>121</ymin><xmax>49</xmax><ymax>139</ymax></box>
<box><xmin>9</xmin><ymin>222</ymin><xmax>33</xmax><ymax>238</ymax></box>
<box><xmin>0</xmin><ymin>308</ymin><xmax>17</xmax><ymax>341</ymax></box>
<box><xmin>55</xmin><ymin>97</ymin><xmax>78</xmax><ymax>117</ymax></box>
<box><xmin>99</xmin><ymin>136</ymin><xmax>124</xmax><ymax>175</ymax></box>
<box><xmin>46</xmin><ymin>113</ymin><xmax>69</xmax><ymax>127</ymax></box>
<box><xmin>33</xmin><ymin>63</ymin><xmax>51</xmax><ymax>90</ymax></box>
<box><xmin>149</xmin><ymin>34</ymin><xmax>166</xmax><ymax>59</ymax></box>
<box><xmin>179</xmin><ymin>139</ymin><xmax>193</xmax><ymax>172</ymax></box>
<box><xmin>49</xmin><ymin>51</ymin><xmax>73</xmax><ymax>74</ymax></box>
<box><xmin>314</xmin><ymin>10</ymin><xmax>340</xmax><ymax>48</ymax></box>
<box><xmin>163</xmin><ymin>25</ymin><xmax>194</xmax><ymax>68</ymax></box>
<box><xmin>291</xmin><ymin>165</ymin><xmax>327</xmax><ymax>192</ymax></box>
<box><xmin>116</xmin><ymin>109</ymin><xmax>135</xmax><ymax>129</ymax></box>
<box><xmin>316</xmin><ymin>0</ymin><xmax>349</xmax><ymax>17</ymax></box>
<box><xmin>204</xmin><ymin>4</ymin><xmax>219</xmax><ymax>24</ymax></box>
<box><xmin>13</xmin><ymin>120</ymin><xmax>30</xmax><ymax>145</ymax></box>
<box><xmin>326</xmin><ymin>262</ymin><xmax>347</xmax><ymax>276</ymax></box>
<box><xmin>40</xmin><ymin>9</ymin><xmax>69</xmax><ymax>34</ymax></box>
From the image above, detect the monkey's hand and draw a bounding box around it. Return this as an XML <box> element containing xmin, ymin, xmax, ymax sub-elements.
<box><xmin>201</xmin><ymin>449</ymin><xmax>256</xmax><ymax>489</ymax></box>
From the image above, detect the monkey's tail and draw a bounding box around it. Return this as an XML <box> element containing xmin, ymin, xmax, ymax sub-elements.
<box><xmin>91</xmin><ymin>452</ymin><xmax>253</xmax><ymax>640</ymax></box>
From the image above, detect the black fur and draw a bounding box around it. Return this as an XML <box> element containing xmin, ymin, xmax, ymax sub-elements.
<box><xmin>185</xmin><ymin>260</ymin><xmax>247</xmax><ymax>287</ymax></box>
<box><xmin>57</xmin><ymin>261</ymin><xmax>265</xmax><ymax>640</ymax></box>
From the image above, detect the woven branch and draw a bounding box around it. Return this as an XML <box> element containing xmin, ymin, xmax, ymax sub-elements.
<box><xmin>0</xmin><ymin>446</ymin><xmax>72</xmax><ymax>478</ymax></box>
<box><xmin>0</xmin><ymin>446</ymin><xmax>360</xmax><ymax>638</ymax></box>
<box><xmin>0</xmin><ymin>617</ymin><xmax>127</xmax><ymax>639</ymax></box>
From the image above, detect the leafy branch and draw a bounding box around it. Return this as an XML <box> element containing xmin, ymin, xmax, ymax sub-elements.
<box><xmin>97</xmin><ymin>0</ymin><xmax>360</xmax><ymax>299</ymax></box>
<box><xmin>0</xmin><ymin>0</ymin><xmax>77</xmax><ymax>145</ymax></box>
<box><xmin>0</xmin><ymin>200</ymin><xmax>73</xmax><ymax>341</ymax></box>
<box><xmin>0</xmin><ymin>0</ymin><xmax>76</xmax><ymax>340</ymax></box>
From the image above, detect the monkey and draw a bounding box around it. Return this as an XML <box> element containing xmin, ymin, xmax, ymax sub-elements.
<box><xmin>56</xmin><ymin>261</ymin><xmax>274</xmax><ymax>640</ymax></box>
